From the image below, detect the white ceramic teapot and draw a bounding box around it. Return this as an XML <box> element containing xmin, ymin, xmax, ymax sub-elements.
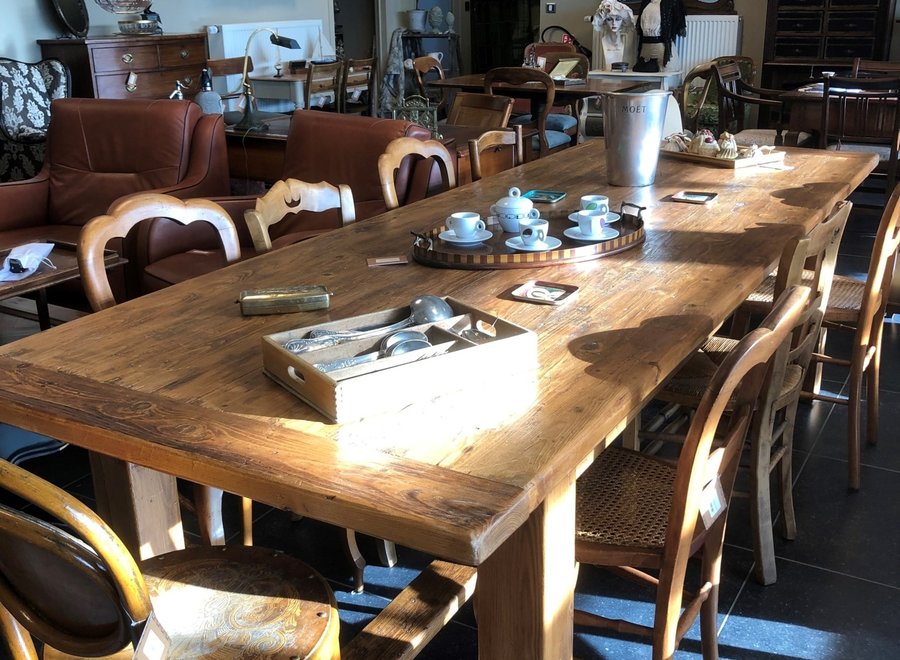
<box><xmin>490</xmin><ymin>187</ymin><xmax>540</xmax><ymax>233</ymax></box>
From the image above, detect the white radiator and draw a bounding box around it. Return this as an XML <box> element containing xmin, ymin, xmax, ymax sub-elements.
<box><xmin>676</xmin><ymin>15</ymin><xmax>742</xmax><ymax>78</ymax></box>
<box><xmin>591</xmin><ymin>14</ymin><xmax>741</xmax><ymax>80</ymax></box>
<box><xmin>206</xmin><ymin>20</ymin><xmax>334</xmax><ymax>112</ymax></box>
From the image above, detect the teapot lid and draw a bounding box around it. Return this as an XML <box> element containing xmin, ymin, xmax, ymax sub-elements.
<box><xmin>494</xmin><ymin>186</ymin><xmax>533</xmax><ymax>211</ymax></box>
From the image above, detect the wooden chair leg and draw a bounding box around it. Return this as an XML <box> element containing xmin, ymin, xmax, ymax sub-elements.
<box><xmin>377</xmin><ymin>539</ymin><xmax>398</xmax><ymax>567</ymax></box>
<box><xmin>345</xmin><ymin>529</ymin><xmax>366</xmax><ymax>593</ymax></box>
<box><xmin>194</xmin><ymin>484</ymin><xmax>226</xmax><ymax>545</ymax></box>
<box><xmin>779</xmin><ymin>406</ymin><xmax>798</xmax><ymax>541</ymax></box>
<box><xmin>867</xmin><ymin>346</ymin><xmax>881</xmax><ymax>446</ymax></box>
<box><xmin>750</xmin><ymin>421</ymin><xmax>778</xmax><ymax>586</ymax></box>
<box><xmin>623</xmin><ymin>416</ymin><xmax>641</xmax><ymax>451</ymax></box>
<box><xmin>241</xmin><ymin>496</ymin><xmax>253</xmax><ymax>546</ymax></box>
<box><xmin>699</xmin><ymin>534</ymin><xmax>722</xmax><ymax>660</ymax></box>
<box><xmin>848</xmin><ymin>373</ymin><xmax>863</xmax><ymax>491</ymax></box>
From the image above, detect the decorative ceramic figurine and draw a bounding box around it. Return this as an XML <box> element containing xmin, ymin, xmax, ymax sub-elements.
<box><xmin>446</xmin><ymin>10</ymin><xmax>455</xmax><ymax>33</ymax></box>
<box><xmin>428</xmin><ymin>6</ymin><xmax>444</xmax><ymax>33</ymax></box>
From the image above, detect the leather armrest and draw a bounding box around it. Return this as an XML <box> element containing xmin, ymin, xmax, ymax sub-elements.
<box><xmin>0</xmin><ymin>170</ymin><xmax>50</xmax><ymax>233</ymax></box>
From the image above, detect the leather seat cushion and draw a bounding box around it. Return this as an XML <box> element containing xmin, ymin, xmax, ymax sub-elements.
<box><xmin>546</xmin><ymin>113</ymin><xmax>578</xmax><ymax>133</ymax></box>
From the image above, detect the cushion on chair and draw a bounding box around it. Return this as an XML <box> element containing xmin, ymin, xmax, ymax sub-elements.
<box><xmin>531</xmin><ymin>130</ymin><xmax>572</xmax><ymax>152</ymax></box>
<box><xmin>509</xmin><ymin>114</ymin><xmax>533</xmax><ymax>126</ymax></box>
<box><xmin>826</xmin><ymin>142</ymin><xmax>893</xmax><ymax>162</ymax></box>
<box><xmin>546</xmin><ymin>112</ymin><xmax>578</xmax><ymax>133</ymax></box>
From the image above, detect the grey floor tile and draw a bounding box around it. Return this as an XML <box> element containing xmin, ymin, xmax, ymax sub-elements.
<box><xmin>718</xmin><ymin>558</ymin><xmax>900</xmax><ymax>660</ymax></box>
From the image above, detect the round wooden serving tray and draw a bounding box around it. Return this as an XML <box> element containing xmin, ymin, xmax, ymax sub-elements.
<box><xmin>412</xmin><ymin>214</ymin><xmax>644</xmax><ymax>269</ymax></box>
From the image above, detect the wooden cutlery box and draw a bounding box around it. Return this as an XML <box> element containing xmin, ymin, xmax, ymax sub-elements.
<box><xmin>262</xmin><ymin>297</ymin><xmax>537</xmax><ymax>423</ymax></box>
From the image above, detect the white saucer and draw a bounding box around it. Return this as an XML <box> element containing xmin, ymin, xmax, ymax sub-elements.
<box><xmin>439</xmin><ymin>228</ymin><xmax>493</xmax><ymax>245</ymax></box>
<box><xmin>505</xmin><ymin>236</ymin><xmax>562</xmax><ymax>252</ymax></box>
<box><xmin>568</xmin><ymin>211</ymin><xmax>621</xmax><ymax>224</ymax></box>
<box><xmin>564</xmin><ymin>226</ymin><xmax>619</xmax><ymax>242</ymax></box>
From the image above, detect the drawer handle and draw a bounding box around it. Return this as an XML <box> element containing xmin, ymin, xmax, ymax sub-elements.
<box><xmin>122</xmin><ymin>53</ymin><xmax>134</xmax><ymax>64</ymax></box>
<box><xmin>126</xmin><ymin>71</ymin><xmax>138</xmax><ymax>93</ymax></box>
<box><xmin>183</xmin><ymin>76</ymin><xmax>193</xmax><ymax>86</ymax></box>
<box><xmin>180</xmin><ymin>49</ymin><xmax>189</xmax><ymax>59</ymax></box>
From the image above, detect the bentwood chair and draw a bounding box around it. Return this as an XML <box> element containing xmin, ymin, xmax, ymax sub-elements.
<box><xmin>411</xmin><ymin>55</ymin><xmax>447</xmax><ymax>116</ymax></box>
<box><xmin>245</xmin><ymin>179</ymin><xmax>356</xmax><ymax>253</ymax></box>
<box><xmin>467</xmin><ymin>125</ymin><xmax>524</xmax><ymax>182</ymax></box>
<box><xmin>804</xmin><ymin>185</ymin><xmax>900</xmax><ymax>490</ymax></box>
<box><xmin>710</xmin><ymin>58</ymin><xmax>790</xmax><ymax>146</ymax></box>
<box><xmin>446</xmin><ymin>92</ymin><xmax>514</xmax><ymax>128</ymax></box>
<box><xmin>484</xmin><ymin>67</ymin><xmax>571</xmax><ymax>159</ymax></box>
<box><xmin>78</xmin><ymin>193</ymin><xmax>251</xmax><ymax>547</ymax></box>
<box><xmin>378</xmin><ymin>136</ymin><xmax>456</xmax><ymax>210</ymax></box>
<box><xmin>305</xmin><ymin>60</ymin><xmax>343</xmax><ymax>111</ymax></box>
<box><xmin>575</xmin><ymin>286</ymin><xmax>809</xmax><ymax>658</ymax></box>
<box><xmin>820</xmin><ymin>73</ymin><xmax>900</xmax><ymax>194</ymax></box>
<box><xmin>0</xmin><ymin>459</ymin><xmax>340</xmax><ymax>659</ymax></box>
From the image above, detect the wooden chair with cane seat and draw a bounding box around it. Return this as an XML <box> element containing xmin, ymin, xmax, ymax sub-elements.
<box><xmin>445</xmin><ymin>92</ymin><xmax>514</xmax><ymax>128</ymax></box>
<box><xmin>653</xmin><ymin>201</ymin><xmax>851</xmax><ymax>585</ymax></box>
<box><xmin>804</xmin><ymin>185</ymin><xmax>900</xmax><ymax>490</ymax></box>
<box><xmin>245</xmin><ymin>179</ymin><xmax>356</xmax><ymax>253</ymax></box>
<box><xmin>0</xmin><ymin>459</ymin><xmax>340</xmax><ymax>659</ymax></box>
<box><xmin>411</xmin><ymin>55</ymin><xmax>447</xmax><ymax>116</ymax></box>
<box><xmin>575</xmin><ymin>286</ymin><xmax>809</xmax><ymax>659</ymax></box>
<box><xmin>78</xmin><ymin>193</ymin><xmax>252</xmax><ymax>548</ymax></box>
<box><xmin>378</xmin><ymin>136</ymin><xmax>456</xmax><ymax>211</ymax></box>
<box><xmin>305</xmin><ymin>60</ymin><xmax>343</xmax><ymax>112</ymax></box>
<box><xmin>467</xmin><ymin>125</ymin><xmax>524</xmax><ymax>182</ymax></box>
<box><xmin>484</xmin><ymin>67</ymin><xmax>571</xmax><ymax>159</ymax></box>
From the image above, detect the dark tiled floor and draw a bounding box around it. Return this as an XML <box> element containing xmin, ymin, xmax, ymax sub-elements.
<box><xmin>2</xmin><ymin>198</ymin><xmax>899</xmax><ymax>658</ymax></box>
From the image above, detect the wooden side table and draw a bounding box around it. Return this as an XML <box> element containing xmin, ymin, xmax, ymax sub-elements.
<box><xmin>38</xmin><ymin>33</ymin><xmax>207</xmax><ymax>100</ymax></box>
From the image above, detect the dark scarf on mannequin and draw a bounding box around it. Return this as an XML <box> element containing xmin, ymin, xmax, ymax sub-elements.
<box><xmin>637</xmin><ymin>0</ymin><xmax>687</xmax><ymax>66</ymax></box>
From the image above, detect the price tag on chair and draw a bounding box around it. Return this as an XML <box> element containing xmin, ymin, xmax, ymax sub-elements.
<box><xmin>134</xmin><ymin>612</ymin><xmax>171</xmax><ymax>660</ymax></box>
<box><xmin>699</xmin><ymin>477</ymin><xmax>727</xmax><ymax>529</ymax></box>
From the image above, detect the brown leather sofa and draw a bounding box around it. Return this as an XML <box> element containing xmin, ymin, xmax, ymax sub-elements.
<box><xmin>136</xmin><ymin>110</ymin><xmax>434</xmax><ymax>293</ymax></box>
<box><xmin>0</xmin><ymin>97</ymin><xmax>230</xmax><ymax>301</ymax></box>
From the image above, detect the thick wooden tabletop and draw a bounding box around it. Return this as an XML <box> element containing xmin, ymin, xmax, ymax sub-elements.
<box><xmin>429</xmin><ymin>73</ymin><xmax>644</xmax><ymax>101</ymax></box>
<box><xmin>0</xmin><ymin>142</ymin><xmax>876</xmax><ymax>566</ymax></box>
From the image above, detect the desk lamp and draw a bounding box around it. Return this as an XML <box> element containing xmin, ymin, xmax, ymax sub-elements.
<box><xmin>234</xmin><ymin>29</ymin><xmax>302</xmax><ymax>132</ymax></box>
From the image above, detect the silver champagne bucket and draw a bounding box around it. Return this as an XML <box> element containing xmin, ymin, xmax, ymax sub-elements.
<box><xmin>601</xmin><ymin>90</ymin><xmax>671</xmax><ymax>187</ymax></box>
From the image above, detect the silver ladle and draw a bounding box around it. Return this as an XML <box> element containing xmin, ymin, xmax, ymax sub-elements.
<box><xmin>284</xmin><ymin>295</ymin><xmax>453</xmax><ymax>354</ymax></box>
<box><xmin>313</xmin><ymin>330</ymin><xmax>430</xmax><ymax>373</ymax></box>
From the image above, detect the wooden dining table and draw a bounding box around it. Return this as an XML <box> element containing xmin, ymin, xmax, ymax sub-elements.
<box><xmin>0</xmin><ymin>142</ymin><xmax>876</xmax><ymax>658</ymax></box>
<box><xmin>428</xmin><ymin>72</ymin><xmax>646</xmax><ymax>105</ymax></box>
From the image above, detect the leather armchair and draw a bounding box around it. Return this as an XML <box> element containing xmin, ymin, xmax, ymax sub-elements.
<box><xmin>137</xmin><ymin>110</ymin><xmax>432</xmax><ymax>293</ymax></box>
<box><xmin>0</xmin><ymin>97</ymin><xmax>230</xmax><ymax>301</ymax></box>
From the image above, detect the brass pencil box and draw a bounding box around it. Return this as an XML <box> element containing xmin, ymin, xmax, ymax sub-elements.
<box><xmin>239</xmin><ymin>285</ymin><xmax>331</xmax><ymax>316</ymax></box>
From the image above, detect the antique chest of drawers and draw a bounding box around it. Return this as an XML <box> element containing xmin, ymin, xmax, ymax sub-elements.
<box><xmin>38</xmin><ymin>33</ymin><xmax>207</xmax><ymax>100</ymax></box>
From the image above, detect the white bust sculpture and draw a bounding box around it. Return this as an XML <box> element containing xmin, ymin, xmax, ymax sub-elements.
<box><xmin>591</xmin><ymin>1</ymin><xmax>638</xmax><ymax>71</ymax></box>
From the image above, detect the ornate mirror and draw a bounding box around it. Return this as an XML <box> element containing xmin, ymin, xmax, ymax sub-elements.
<box><xmin>49</xmin><ymin>0</ymin><xmax>90</xmax><ymax>38</ymax></box>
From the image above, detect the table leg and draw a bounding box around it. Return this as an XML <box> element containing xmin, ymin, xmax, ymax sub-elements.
<box><xmin>90</xmin><ymin>453</ymin><xmax>184</xmax><ymax>560</ymax></box>
<box><xmin>475</xmin><ymin>475</ymin><xmax>575</xmax><ymax>658</ymax></box>
<box><xmin>36</xmin><ymin>289</ymin><xmax>51</xmax><ymax>330</ymax></box>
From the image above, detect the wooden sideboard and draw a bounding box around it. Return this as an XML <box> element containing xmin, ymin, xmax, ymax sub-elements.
<box><xmin>38</xmin><ymin>33</ymin><xmax>207</xmax><ymax>100</ymax></box>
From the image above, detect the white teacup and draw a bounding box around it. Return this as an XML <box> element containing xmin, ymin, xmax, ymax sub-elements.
<box><xmin>575</xmin><ymin>209</ymin><xmax>607</xmax><ymax>237</ymax></box>
<box><xmin>493</xmin><ymin>207</ymin><xmax>539</xmax><ymax>233</ymax></box>
<box><xmin>447</xmin><ymin>211</ymin><xmax>485</xmax><ymax>239</ymax></box>
<box><xmin>519</xmin><ymin>217</ymin><xmax>549</xmax><ymax>246</ymax></box>
<box><xmin>580</xmin><ymin>194</ymin><xmax>610</xmax><ymax>214</ymax></box>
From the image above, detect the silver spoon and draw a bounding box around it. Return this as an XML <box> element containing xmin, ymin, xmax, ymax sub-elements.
<box><xmin>285</xmin><ymin>295</ymin><xmax>453</xmax><ymax>354</ymax></box>
<box><xmin>313</xmin><ymin>330</ymin><xmax>430</xmax><ymax>373</ymax></box>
